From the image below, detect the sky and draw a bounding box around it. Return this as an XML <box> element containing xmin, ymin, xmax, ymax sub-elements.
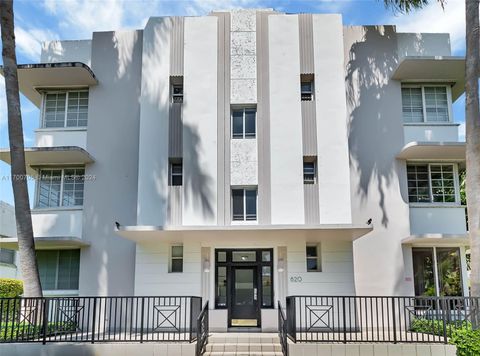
<box><xmin>0</xmin><ymin>0</ymin><xmax>468</xmax><ymax>206</ymax></box>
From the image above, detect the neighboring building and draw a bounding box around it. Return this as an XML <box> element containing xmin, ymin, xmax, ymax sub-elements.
<box><xmin>0</xmin><ymin>9</ymin><xmax>469</xmax><ymax>330</ymax></box>
<box><xmin>0</xmin><ymin>201</ymin><xmax>19</xmax><ymax>279</ymax></box>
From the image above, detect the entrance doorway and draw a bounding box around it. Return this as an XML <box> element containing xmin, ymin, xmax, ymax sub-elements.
<box><xmin>215</xmin><ymin>249</ymin><xmax>274</xmax><ymax>328</ymax></box>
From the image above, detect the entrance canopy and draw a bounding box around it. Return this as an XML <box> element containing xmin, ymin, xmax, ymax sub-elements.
<box><xmin>115</xmin><ymin>224</ymin><xmax>372</xmax><ymax>244</ymax></box>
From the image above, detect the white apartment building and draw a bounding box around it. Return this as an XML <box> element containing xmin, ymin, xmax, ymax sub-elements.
<box><xmin>0</xmin><ymin>9</ymin><xmax>469</xmax><ymax>331</ymax></box>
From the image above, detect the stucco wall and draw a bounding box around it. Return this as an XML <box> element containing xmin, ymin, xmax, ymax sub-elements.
<box><xmin>41</xmin><ymin>40</ymin><xmax>92</xmax><ymax>65</ymax></box>
<box><xmin>344</xmin><ymin>25</ymin><xmax>413</xmax><ymax>296</ymax></box>
<box><xmin>35</xmin><ymin>129</ymin><xmax>87</xmax><ymax>149</ymax></box>
<box><xmin>182</xmin><ymin>16</ymin><xmax>218</xmax><ymax>226</ymax></box>
<box><xmin>313</xmin><ymin>14</ymin><xmax>352</xmax><ymax>224</ymax></box>
<box><xmin>403</xmin><ymin>124</ymin><xmax>460</xmax><ymax>143</ymax></box>
<box><xmin>230</xmin><ymin>139</ymin><xmax>258</xmax><ymax>186</ymax></box>
<box><xmin>31</xmin><ymin>208</ymin><xmax>83</xmax><ymax>239</ymax></box>
<box><xmin>79</xmin><ymin>30</ymin><xmax>142</xmax><ymax>295</ymax></box>
<box><xmin>137</xmin><ymin>17</ymin><xmax>172</xmax><ymax>226</ymax></box>
<box><xmin>268</xmin><ymin>15</ymin><xmax>304</xmax><ymax>225</ymax></box>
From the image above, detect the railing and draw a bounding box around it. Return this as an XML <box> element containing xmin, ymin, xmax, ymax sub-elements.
<box><xmin>0</xmin><ymin>296</ymin><xmax>202</xmax><ymax>343</ymax></box>
<box><xmin>278</xmin><ymin>301</ymin><xmax>288</xmax><ymax>356</ymax></box>
<box><xmin>286</xmin><ymin>296</ymin><xmax>480</xmax><ymax>344</ymax></box>
<box><xmin>195</xmin><ymin>301</ymin><xmax>209</xmax><ymax>356</ymax></box>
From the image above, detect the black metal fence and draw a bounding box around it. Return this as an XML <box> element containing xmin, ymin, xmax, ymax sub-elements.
<box><xmin>0</xmin><ymin>296</ymin><xmax>202</xmax><ymax>343</ymax></box>
<box><xmin>285</xmin><ymin>296</ymin><xmax>480</xmax><ymax>344</ymax></box>
<box><xmin>278</xmin><ymin>301</ymin><xmax>288</xmax><ymax>356</ymax></box>
<box><xmin>195</xmin><ymin>301</ymin><xmax>209</xmax><ymax>356</ymax></box>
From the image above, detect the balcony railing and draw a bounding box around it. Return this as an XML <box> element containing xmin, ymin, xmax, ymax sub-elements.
<box><xmin>0</xmin><ymin>296</ymin><xmax>202</xmax><ymax>344</ymax></box>
<box><xmin>284</xmin><ymin>296</ymin><xmax>480</xmax><ymax>344</ymax></box>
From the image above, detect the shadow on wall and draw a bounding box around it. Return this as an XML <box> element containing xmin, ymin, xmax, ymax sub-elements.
<box><xmin>182</xmin><ymin>122</ymin><xmax>215</xmax><ymax>221</ymax></box>
<box><xmin>346</xmin><ymin>26</ymin><xmax>399</xmax><ymax>228</ymax></box>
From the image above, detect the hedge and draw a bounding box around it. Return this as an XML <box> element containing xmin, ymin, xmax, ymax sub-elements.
<box><xmin>410</xmin><ymin>318</ymin><xmax>480</xmax><ymax>356</ymax></box>
<box><xmin>0</xmin><ymin>279</ymin><xmax>23</xmax><ymax>298</ymax></box>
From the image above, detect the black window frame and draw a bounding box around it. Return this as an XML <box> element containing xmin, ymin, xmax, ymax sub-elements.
<box><xmin>306</xmin><ymin>244</ymin><xmax>321</xmax><ymax>272</ymax></box>
<box><xmin>303</xmin><ymin>159</ymin><xmax>316</xmax><ymax>184</ymax></box>
<box><xmin>214</xmin><ymin>248</ymin><xmax>274</xmax><ymax>309</ymax></box>
<box><xmin>169</xmin><ymin>160</ymin><xmax>183</xmax><ymax>186</ymax></box>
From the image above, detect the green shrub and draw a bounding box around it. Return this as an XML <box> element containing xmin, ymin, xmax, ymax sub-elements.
<box><xmin>0</xmin><ymin>321</ymin><xmax>76</xmax><ymax>341</ymax></box>
<box><xmin>409</xmin><ymin>318</ymin><xmax>470</xmax><ymax>338</ymax></box>
<box><xmin>0</xmin><ymin>279</ymin><xmax>23</xmax><ymax>298</ymax></box>
<box><xmin>449</xmin><ymin>328</ymin><xmax>480</xmax><ymax>356</ymax></box>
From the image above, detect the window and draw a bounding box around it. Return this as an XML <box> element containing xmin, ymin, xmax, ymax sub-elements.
<box><xmin>169</xmin><ymin>161</ymin><xmax>182</xmax><ymax>186</ymax></box>
<box><xmin>37</xmin><ymin>168</ymin><xmax>85</xmax><ymax>208</ymax></box>
<box><xmin>412</xmin><ymin>247</ymin><xmax>463</xmax><ymax>296</ymax></box>
<box><xmin>172</xmin><ymin>84</ymin><xmax>183</xmax><ymax>103</ymax></box>
<box><xmin>306</xmin><ymin>245</ymin><xmax>321</xmax><ymax>272</ymax></box>
<box><xmin>43</xmin><ymin>91</ymin><xmax>88</xmax><ymax>128</ymax></box>
<box><xmin>232</xmin><ymin>188</ymin><xmax>257</xmax><ymax>221</ymax></box>
<box><xmin>170</xmin><ymin>245</ymin><xmax>183</xmax><ymax>273</ymax></box>
<box><xmin>232</xmin><ymin>108</ymin><xmax>256</xmax><ymax>139</ymax></box>
<box><xmin>401</xmin><ymin>86</ymin><xmax>450</xmax><ymax>123</ymax></box>
<box><xmin>407</xmin><ymin>164</ymin><xmax>457</xmax><ymax>203</ymax></box>
<box><xmin>301</xmin><ymin>81</ymin><xmax>314</xmax><ymax>101</ymax></box>
<box><xmin>0</xmin><ymin>248</ymin><xmax>15</xmax><ymax>265</ymax></box>
<box><xmin>36</xmin><ymin>249</ymin><xmax>80</xmax><ymax>290</ymax></box>
<box><xmin>303</xmin><ymin>159</ymin><xmax>316</xmax><ymax>184</ymax></box>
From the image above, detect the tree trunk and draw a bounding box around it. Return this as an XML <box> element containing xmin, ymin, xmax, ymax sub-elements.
<box><xmin>0</xmin><ymin>0</ymin><xmax>42</xmax><ymax>297</ymax></box>
<box><xmin>465</xmin><ymin>0</ymin><xmax>480</xmax><ymax>327</ymax></box>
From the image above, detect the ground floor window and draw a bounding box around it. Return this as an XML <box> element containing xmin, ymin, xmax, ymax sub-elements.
<box><xmin>412</xmin><ymin>247</ymin><xmax>463</xmax><ymax>296</ymax></box>
<box><xmin>36</xmin><ymin>249</ymin><xmax>80</xmax><ymax>291</ymax></box>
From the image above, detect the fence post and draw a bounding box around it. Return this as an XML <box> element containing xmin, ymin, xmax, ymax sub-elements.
<box><xmin>140</xmin><ymin>297</ymin><xmax>145</xmax><ymax>343</ymax></box>
<box><xmin>42</xmin><ymin>298</ymin><xmax>49</xmax><ymax>345</ymax></box>
<box><xmin>91</xmin><ymin>298</ymin><xmax>97</xmax><ymax>344</ymax></box>
<box><xmin>441</xmin><ymin>298</ymin><xmax>448</xmax><ymax>344</ymax></box>
<box><xmin>342</xmin><ymin>297</ymin><xmax>347</xmax><ymax>344</ymax></box>
<box><xmin>391</xmin><ymin>298</ymin><xmax>397</xmax><ymax>344</ymax></box>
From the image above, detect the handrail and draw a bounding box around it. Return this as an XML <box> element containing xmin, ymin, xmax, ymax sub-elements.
<box><xmin>278</xmin><ymin>301</ymin><xmax>288</xmax><ymax>356</ymax></box>
<box><xmin>195</xmin><ymin>301</ymin><xmax>209</xmax><ymax>356</ymax></box>
<box><xmin>285</xmin><ymin>295</ymin><xmax>480</xmax><ymax>344</ymax></box>
<box><xmin>0</xmin><ymin>296</ymin><xmax>202</xmax><ymax>343</ymax></box>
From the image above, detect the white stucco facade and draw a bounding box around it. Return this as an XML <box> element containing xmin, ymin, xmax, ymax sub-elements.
<box><xmin>1</xmin><ymin>8</ymin><xmax>469</xmax><ymax>333</ymax></box>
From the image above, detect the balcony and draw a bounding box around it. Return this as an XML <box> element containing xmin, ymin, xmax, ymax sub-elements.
<box><xmin>409</xmin><ymin>204</ymin><xmax>467</xmax><ymax>235</ymax></box>
<box><xmin>403</xmin><ymin>123</ymin><xmax>460</xmax><ymax>144</ymax></box>
<box><xmin>35</xmin><ymin>127</ymin><xmax>87</xmax><ymax>150</ymax></box>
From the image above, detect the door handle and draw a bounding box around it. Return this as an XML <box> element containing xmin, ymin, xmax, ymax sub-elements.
<box><xmin>254</xmin><ymin>288</ymin><xmax>258</xmax><ymax>301</ymax></box>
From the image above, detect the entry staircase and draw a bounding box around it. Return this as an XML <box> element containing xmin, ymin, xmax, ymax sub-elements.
<box><xmin>204</xmin><ymin>333</ymin><xmax>283</xmax><ymax>356</ymax></box>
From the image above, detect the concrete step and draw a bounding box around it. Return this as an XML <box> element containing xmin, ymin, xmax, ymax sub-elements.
<box><xmin>205</xmin><ymin>343</ymin><xmax>282</xmax><ymax>352</ymax></box>
<box><xmin>204</xmin><ymin>352</ymin><xmax>283</xmax><ymax>356</ymax></box>
<box><xmin>208</xmin><ymin>333</ymin><xmax>280</xmax><ymax>344</ymax></box>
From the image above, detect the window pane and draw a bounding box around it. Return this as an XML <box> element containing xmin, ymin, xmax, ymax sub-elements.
<box><xmin>307</xmin><ymin>258</ymin><xmax>318</xmax><ymax>271</ymax></box>
<box><xmin>436</xmin><ymin>247</ymin><xmax>463</xmax><ymax>296</ymax></box>
<box><xmin>170</xmin><ymin>163</ymin><xmax>182</xmax><ymax>186</ymax></box>
<box><xmin>245</xmin><ymin>189</ymin><xmax>257</xmax><ymax>220</ymax></box>
<box><xmin>171</xmin><ymin>259</ymin><xmax>183</xmax><ymax>273</ymax></box>
<box><xmin>407</xmin><ymin>165</ymin><xmax>431</xmax><ymax>203</ymax></box>
<box><xmin>217</xmin><ymin>251</ymin><xmax>226</xmax><ymax>263</ymax></box>
<box><xmin>37</xmin><ymin>250</ymin><xmax>58</xmax><ymax>290</ymax></box>
<box><xmin>425</xmin><ymin>87</ymin><xmax>449</xmax><ymax>122</ymax></box>
<box><xmin>262</xmin><ymin>266</ymin><xmax>272</xmax><ymax>307</ymax></box>
<box><xmin>38</xmin><ymin>169</ymin><xmax>62</xmax><ymax>208</ymax></box>
<box><xmin>57</xmin><ymin>250</ymin><xmax>80</xmax><ymax>290</ymax></box>
<box><xmin>232</xmin><ymin>251</ymin><xmax>256</xmax><ymax>262</ymax></box>
<box><xmin>401</xmin><ymin>88</ymin><xmax>424</xmax><ymax>123</ymax></box>
<box><xmin>304</xmin><ymin>162</ymin><xmax>315</xmax><ymax>183</ymax></box>
<box><xmin>262</xmin><ymin>251</ymin><xmax>271</xmax><ymax>262</ymax></box>
<box><xmin>62</xmin><ymin>168</ymin><xmax>85</xmax><ymax>206</ymax></box>
<box><xmin>216</xmin><ymin>266</ymin><xmax>227</xmax><ymax>307</ymax></box>
<box><xmin>232</xmin><ymin>189</ymin><xmax>244</xmax><ymax>220</ymax></box>
<box><xmin>412</xmin><ymin>248</ymin><xmax>436</xmax><ymax>296</ymax></box>
<box><xmin>0</xmin><ymin>249</ymin><xmax>15</xmax><ymax>264</ymax></box>
<box><xmin>306</xmin><ymin>246</ymin><xmax>317</xmax><ymax>258</ymax></box>
<box><xmin>232</xmin><ymin>110</ymin><xmax>244</xmax><ymax>138</ymax></box>
<box><xmin>244</xmin><ymin>109</ymin><xmax>256</xmax><ymax>138</ymax></box>
<box><xmin>172</xmin><ymin>245</ymin><xmax>183</xmax><ymax>258</ymax></box>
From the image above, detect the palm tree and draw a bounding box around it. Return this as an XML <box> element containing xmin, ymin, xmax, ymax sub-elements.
<box><xmin>383</xmin><ymin>0</ymin><xmax>479</xmax><ymax>301</ymax></box>
<box><xmin>0</xmin><ymin>0</ymin><xmax>42</xmax><ymax>297</ymax></box>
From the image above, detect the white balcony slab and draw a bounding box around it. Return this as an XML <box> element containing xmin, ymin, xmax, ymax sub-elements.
<box><xmin>391</xmin><ymin>56</ymin><xmax>465</xmax><ymax>100</ymax></box>
<box><xmin>397</xmin><ymin>141</ymin><xmax>466</xmax><ymax>161</ymax></box>
<box><xmin>31</xmin><ymin>207</ymin><xmax>84</xmax><ymax>240</ymax></box>
<box><xmin>0</xmin><ymin>62</ymin><xmax>97</xmax><ymax>107</ymax></box>
<box><xmin>35</xmin><ymin>128</ymin><xmax>87</xmax><ymax>149</ymax></box>
<box><xmin>409</xmin><ymin>205</ymin><xmax>467</xmax><ymax>235</ymax></box>
<box><xmin>0</xmin><ymin>146</ymin><xmax>94</xmax><ymax>175</ymax></box>
<box><xmin>403</xmin><ymin>124</ymin><xmax>460</xmax><ymax>144</ymax></box>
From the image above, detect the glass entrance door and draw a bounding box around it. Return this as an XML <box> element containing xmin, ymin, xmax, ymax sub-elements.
<box><xmin>230</xmin><ymin>266</ymin><xmax>259</xmax><ymax>327</ymax></box>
